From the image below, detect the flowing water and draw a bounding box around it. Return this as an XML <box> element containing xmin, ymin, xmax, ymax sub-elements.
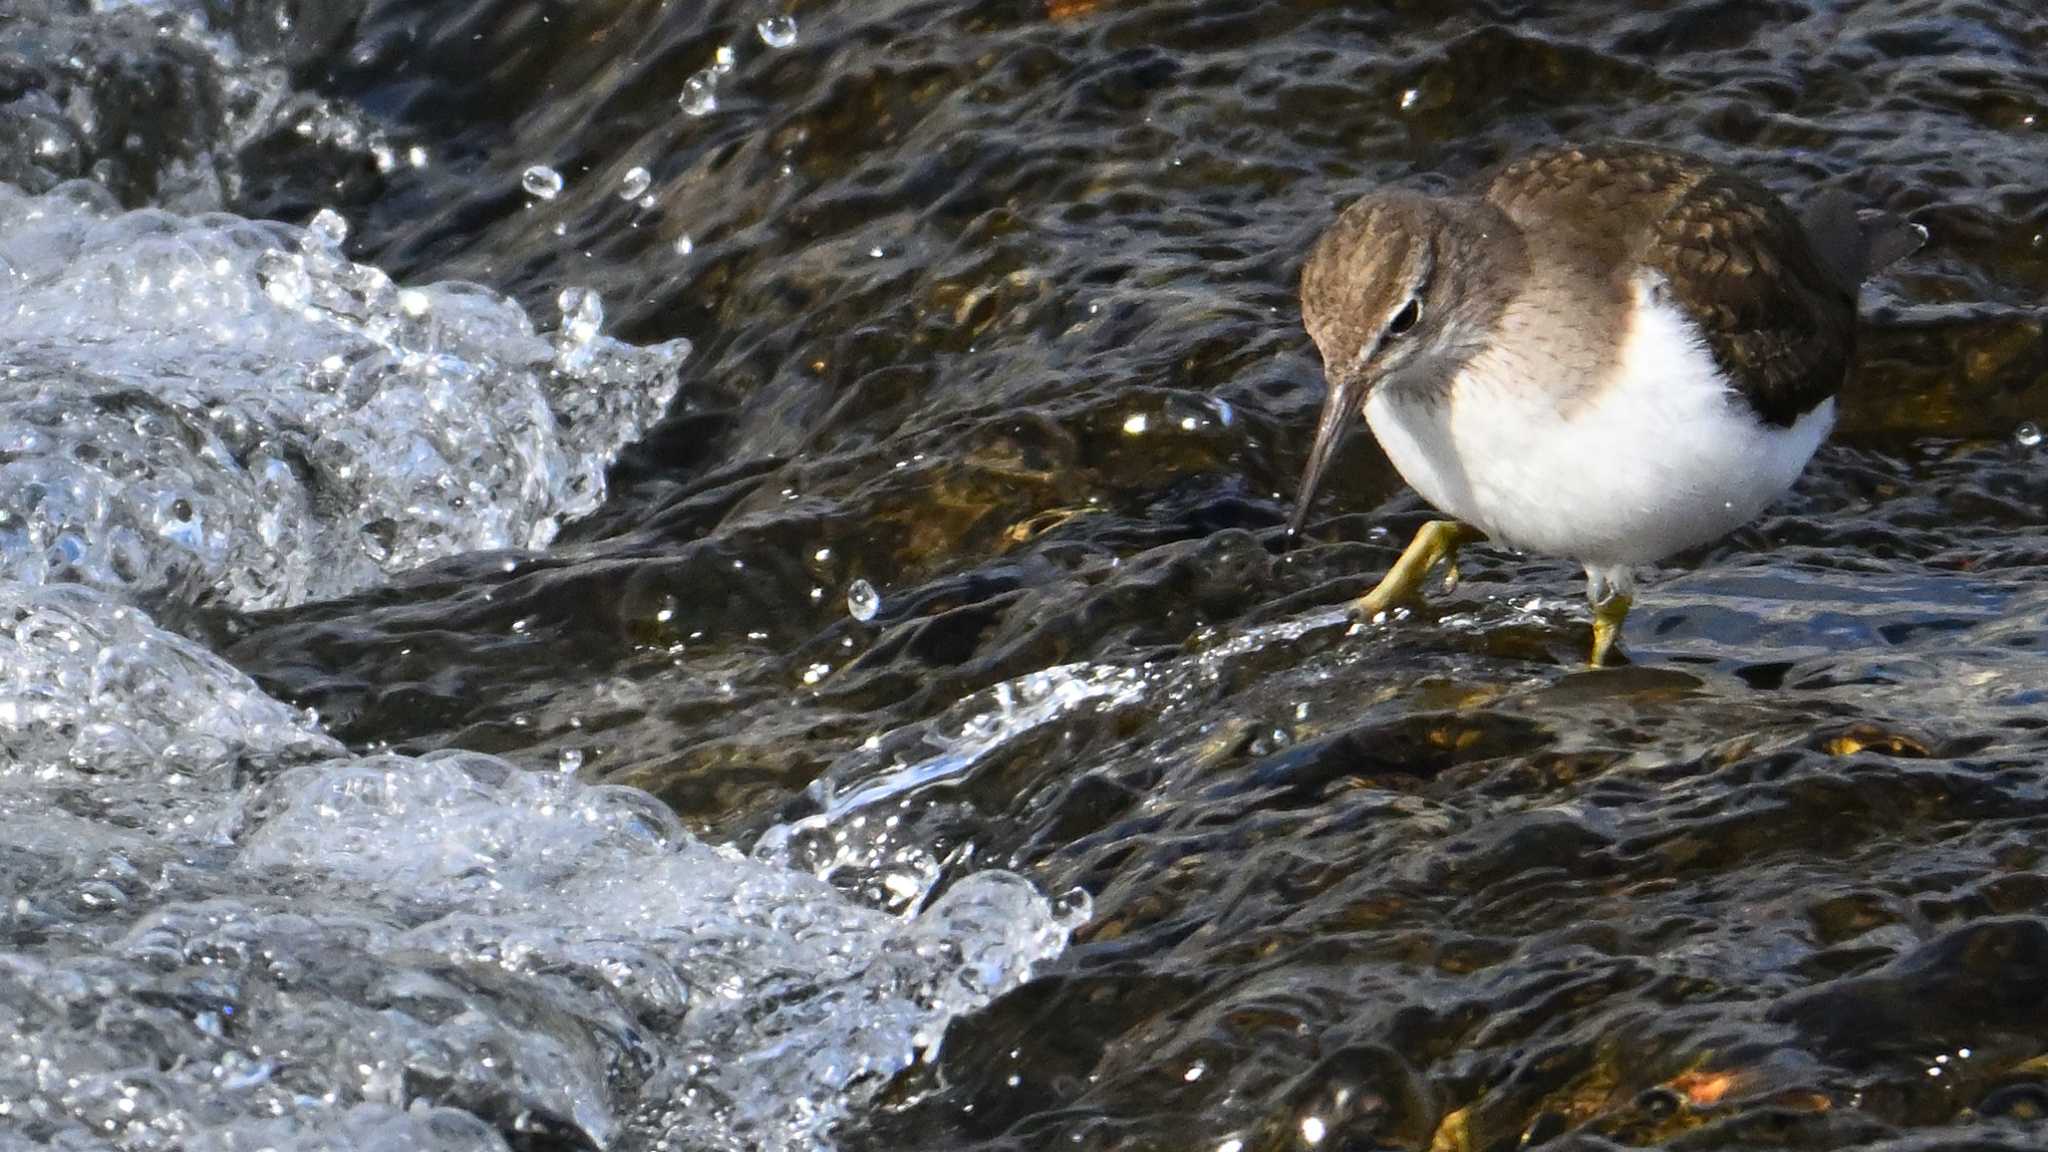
<box><xmin>2</xmin><ymin>0</ymin><xmax>2046</xmax><ymax>1149</ymax></box>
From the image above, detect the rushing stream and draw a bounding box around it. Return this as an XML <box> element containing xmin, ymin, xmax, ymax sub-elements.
<box><xmin>3</xmin><ymin>1</ymin><xmax>2047</xmax><ymax>1150</ymax></box>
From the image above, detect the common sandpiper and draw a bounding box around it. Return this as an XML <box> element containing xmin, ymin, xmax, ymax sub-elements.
<box><xmin>1290</xmin><ymin>143</ymin><xmax>1924</xmax><ymax>666</ymax></box>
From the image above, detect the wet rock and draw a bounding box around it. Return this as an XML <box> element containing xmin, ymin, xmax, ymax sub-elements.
<box><xmin>1770</xmin><ymin>917</ymin><xmax>2048</xmax><ymax>1060</ymax></box>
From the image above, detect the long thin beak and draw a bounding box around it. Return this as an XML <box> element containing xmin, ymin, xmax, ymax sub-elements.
<box><xmin>1289</xmin><ymin>372</ymin><xmax>1368</xmax><ymax>536</ymax></box>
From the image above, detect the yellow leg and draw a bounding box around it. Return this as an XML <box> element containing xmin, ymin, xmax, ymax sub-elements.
<box><xmin>1354</xmin><ymin>520</ymin><xmax>1484</xmax><ymax>620</ymax></box>
<box><xmin>1589</xmin><ymin>589</ymin><xmax>1632</xmax><ymax>667</ymax></box>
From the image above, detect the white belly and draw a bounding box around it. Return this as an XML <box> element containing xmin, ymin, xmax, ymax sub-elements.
<box><xmin>1363</xmin><ymin>284</ymin><xmax>1833</xmax><ymax>568</ymax></box>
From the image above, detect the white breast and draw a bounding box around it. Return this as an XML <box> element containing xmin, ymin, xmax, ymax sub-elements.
<box><xmin>1364</xmin><ymin>275</ymin><xmax>1833</xmax><ymax>568</ymax></box>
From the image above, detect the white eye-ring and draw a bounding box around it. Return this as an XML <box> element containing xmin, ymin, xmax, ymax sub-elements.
<box><xmin>1387</xmin><ymin>297</ymin><xmax>1422</xmax><ymax>336</ymax></box>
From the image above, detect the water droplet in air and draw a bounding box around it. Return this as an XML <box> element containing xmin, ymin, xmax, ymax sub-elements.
<box><xmin>306</xmin><ymin>208</ymin><xmax>348</xmax><ymax>249</ymax></box>
<box><xmin>847</xmin><ymin>578</ymin><xmax>880</xmax><ymax>622</ymax></box>
<box><xmin>557</xmin><ymin>287</ymin><xmax>604</xmax><ymax>347</ymax></box>
<box><xmin>679</xmin><ymin>71</ymin><xmax>719</xmax><ymax>116</ymax></box>
<box><xmin>674</xmin><ymin>234</ymin><xmax>695</xmax><ymax>256</ymax></box>
<box><xmin>558</xmin><ymin>748</ymin><xmax>584</xmax><ymax>773</ymax></box>
<box><xmin>2019</xmin><ymin>421</ymin><xmax>2043</xmax><ymax>448</ymax></box>
<box><xmin>522</xmin><ymin>164</ymin><xmax>563</xmax><ymax>199</ymax></box>
<box><xmin>713</xmin><ymin>45</ymin><xmax>738</xmax><ymax>74</ymax></box>
<box><xmin>619</xmin><ymin>166</ymin><xmax>652</xmax><ymax>200</ymax></box>
<box><xmin>758</xmin><ymin>15</ymin><xmax>798</xmax><ymax>47</ymax></box>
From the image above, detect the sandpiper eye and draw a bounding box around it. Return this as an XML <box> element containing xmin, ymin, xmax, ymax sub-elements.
<box><xmin>1387</xmin><ymin>297</ymin><xmax>1422</xmax><ymax>336</ymax></box>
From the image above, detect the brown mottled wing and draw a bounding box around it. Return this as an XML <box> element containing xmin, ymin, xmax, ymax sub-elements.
<box><xmin>1487</xmin><ymin>144</ymin><xmax>1856</xmax><ymax>427</ymax></box>
<box><xmin>1640</xmin><ymin>164</ymin><xmax>1858</xmax><ymax>426</ymax></box>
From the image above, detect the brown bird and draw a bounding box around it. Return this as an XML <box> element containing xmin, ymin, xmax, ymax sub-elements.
<box><xmin>1291</xmin><ymin>143</ymin><xmax>1922</xmax><ymax>665</ymax></box>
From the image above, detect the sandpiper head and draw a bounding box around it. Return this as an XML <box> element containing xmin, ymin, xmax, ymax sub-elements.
<box><xmin>1290</xmin><ymin>192</ymin><xmax>1518</xmax><ymax>534</ymax></box>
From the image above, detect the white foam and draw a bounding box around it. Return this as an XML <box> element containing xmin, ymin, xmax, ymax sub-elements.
<box><xmin>0</xmin><ymin>578</ymin><xmax>1080</xmax><ymax>1150</ymax></box>
<box><xmin>0</xmin><ymin>182</ymin><xmax>687</xmax><ymax>609</ymax></box>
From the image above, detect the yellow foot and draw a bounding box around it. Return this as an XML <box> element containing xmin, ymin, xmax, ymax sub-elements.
<box><xmin>1588</xmin><ymin>578</ymin><xmax>1634</xmax><ymax>668</ymax></box>
<box><xmin>1354</xmin><ymin>520</ymin><xmax>1485</xmax><ymax>620</ymax></box>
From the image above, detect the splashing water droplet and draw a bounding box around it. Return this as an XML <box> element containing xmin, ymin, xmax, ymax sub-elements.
<box><xmin>0</xmin><ymin>183</ymin><xmax>691</xmax><ymax>612</ymax></box>
<box><xmin>557</xmin><ymin>287</ymin><xmax>604</xmax><ymax>348</ymax></box>
<box><xmin>674</xmin><ymin>234</ymin><xmax>695</xmax><ymax>257</ymax></box>
<box><xmin>679</xmin><ymin>71</ymin><xmax>719</xmax><ymax>116</ymax></box>
<box><xmin>713</xmin><ymin>45</ymin><xmax>738</xmax><ymax>74</ymax></box>
<box><xmin>306</xmin><ymin>208</ymin><xmax>348</xmax><ymax>250</ymax></box>
<box><xmin>2019</xmin><ymin>421</ymin><xmax>2044</xmax><ymax>448</ymax></box>
<box><xmin>558</xmin><ymin>747</ymin><xmax>584</xmax><ymax>773</ymax></box>
<box><xmin>522</xmin><ymin>164</ymin><xmax>564</xmax><ymax>200</ymax></box>
<box><xmin>758</xmin><ymin>15</ymin><xmax>798</xmax><ymax>47</ymax></box>
<box><xmin>619</xmin><ymin>166</ymin><xmax>652</xmax><ymax>201</ymax></box>
<box><xmin>257</xmin><ymin>250</ymin><xmax>312</xmax><ymax>308</ymax></box>
<box><xmin>847</xmin><ymin>578</ymin><xmax>880</xmax><ymax>622</ymax></box>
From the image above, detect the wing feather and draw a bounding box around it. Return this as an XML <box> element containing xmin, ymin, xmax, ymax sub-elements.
<box><xmin>1486</xmin><ymin>145</ymin><xmax>1856</xmax><ymax>427</ymax></box>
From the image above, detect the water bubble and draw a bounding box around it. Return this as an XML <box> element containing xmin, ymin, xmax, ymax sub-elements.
<box><xmin>678</xmin><ymin>71</ymin><xmax>719</xmax><ymax>116</ymax></box>
<box><xmin>557</xmin><ymin>287</ymin><xmax>604</xmax><ymax>348</ymax></box>
<box><xmin>522</xmin><ymin>164</ymin><xmax>564</xmax><ymax>200</ymax></box>
<box><xmin>619</xmin><ymin>166</ymin><xmax>652</xmax><ymax>201</ymax></box>
<box><xmin>306</xmin><ymin>208</ymin><xmax>349</xmax><ymax>250</ymax></box>
<box><xmin>847</xmin><ymin>578</ymin><xmax>880</xmax><ymax>622</ymax></box>
<box><xmin>257</xmin><ymin>250</ymin><xmax>313</xmax><ymax>309</ymax></box>
<box><xmin>557</xmin><ymin>747</ymin><xmax>584</xmax><ymax>773</ymax></box>
<box><xmin>2018</xmin><ymin>421</ymin><xmax>2043</xmax><ymax>448</ymax></box>
<box><xmin>757</xmin><ymin>15</ymin><xmax>798</xmax><ymax>47</ymax></box>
